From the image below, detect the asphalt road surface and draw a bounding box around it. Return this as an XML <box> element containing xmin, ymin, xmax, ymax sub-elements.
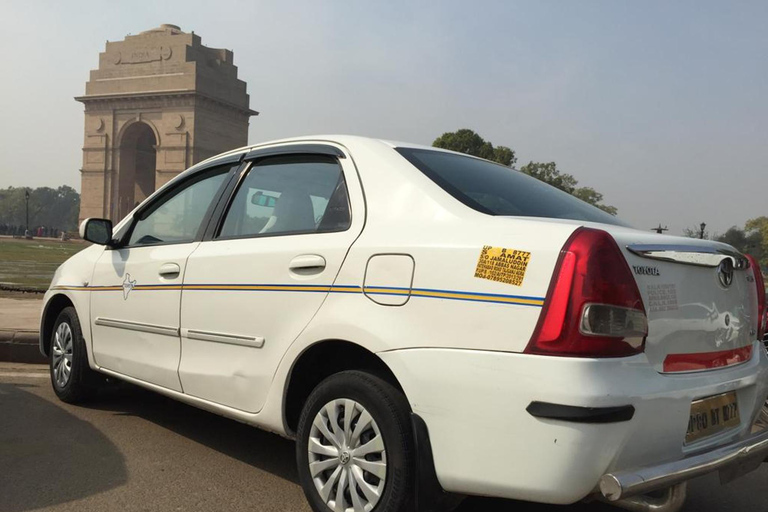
<box><xmin>1</xmin><ymin>364</ymin><xmax>766</xmax><ymax>512</ymax></box>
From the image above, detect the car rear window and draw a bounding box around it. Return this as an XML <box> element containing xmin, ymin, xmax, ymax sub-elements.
<box><xmin>396</xmin><ymin>147</ymin><xmax>628</xmax><ymax>226</ymax></box>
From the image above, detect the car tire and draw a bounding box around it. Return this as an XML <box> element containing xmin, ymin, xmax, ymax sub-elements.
<box><xmin>50</xmin><ymin>306</ymin><xmax>98</xmax><ymax>403</ymax></box>
<box><xmin>296</xmin><ymin>370</ymin><xmax>415</xmax><ymax>512</ymax></box>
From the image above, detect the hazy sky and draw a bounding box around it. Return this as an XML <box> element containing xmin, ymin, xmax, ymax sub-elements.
<box><xmin>1</xmin><ymin>0</ymin><xmax>766</xmax><ymax>236</ymax></box>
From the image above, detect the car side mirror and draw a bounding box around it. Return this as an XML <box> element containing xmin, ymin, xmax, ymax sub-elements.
<box><xmin>79</xmin><ymin>218</ymin><xmax>113</xmax><ymax>246</ymax></box>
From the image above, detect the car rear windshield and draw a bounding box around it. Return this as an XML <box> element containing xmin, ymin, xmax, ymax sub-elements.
<box><xmin>396</xmin><ymin>147</ymin><xmax>628</xmax><ymax>227</ymax></box>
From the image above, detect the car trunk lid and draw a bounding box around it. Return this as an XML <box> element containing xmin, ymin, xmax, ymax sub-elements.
<box><xmin>606</xmin><ymin>229</ymin><xmax>758</xmax><ymax>373</ymax></box>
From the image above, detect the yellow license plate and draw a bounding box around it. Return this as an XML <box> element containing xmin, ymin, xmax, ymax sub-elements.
<box><xmin>686</xmin><ymin>391</ymin><xmax>740</xmax><ymax>444</ymax></box>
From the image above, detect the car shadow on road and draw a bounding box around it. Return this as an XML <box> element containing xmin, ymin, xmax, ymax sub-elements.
<box><xmin>0</xmin><ymin>382</ymin><xmax>128</xmax><ymax>512</ymax></box>
<box><xmin>6</xmin><ymin>379</ymin><xmax>758</xmax><ymax>512</ymax></box>
<box><xmin>80</xmin><ymin>382</ymin><xmax>621</xmax><ymax>512</ymax></box>
<box><xmin>85</xmin><ymin>382</ymin><xmax>300</xmax><ymax>484</ymax></box>
<box><xmin>67</xmin><ymin>381</ymin><xmax>768</xmax><ymax>512</ymax></box>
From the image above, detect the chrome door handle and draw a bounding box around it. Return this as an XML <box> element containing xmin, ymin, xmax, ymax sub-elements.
<box><xmin>289</xmin><ymin>254</ymin><xmax>326</xmax><ymax>275</ymax></box>
<box><xmin>158</xmin><ymin>262</ymin><xmax>181</xmax><ymax>277</ymax></box>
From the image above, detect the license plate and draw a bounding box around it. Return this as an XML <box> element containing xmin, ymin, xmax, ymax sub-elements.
<box><xmin>686</xmin><ymin>391</ymin><xmax>740</xmax><ymax>444</ymax></box>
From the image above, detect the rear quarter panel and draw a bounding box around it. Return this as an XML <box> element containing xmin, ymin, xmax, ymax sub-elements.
<box><xmin>322</xmin><ymin>216</ymin><xmax>577</xmax><ymax>353</ymax></box>
<box><xmin>304</xmin><ymin>138</ymin><xmax>580</xmax><ymax>353</ymax></box>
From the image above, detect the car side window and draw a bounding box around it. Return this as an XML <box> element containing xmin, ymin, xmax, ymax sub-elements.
<box><xmin>127</xmin><ymin>166</ymin><xmax>232</xmax><ymax>246</ymax></box>
<box><xmin>218</xmin><ymin>155</ymin><xmax>350</xmax><ymax>239</ymax></box>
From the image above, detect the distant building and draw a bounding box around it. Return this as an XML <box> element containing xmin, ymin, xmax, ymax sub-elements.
<box><xmin>76</xmin><ymin>24</ymin><xmax>257</xmax><ymax>222</ymax></box>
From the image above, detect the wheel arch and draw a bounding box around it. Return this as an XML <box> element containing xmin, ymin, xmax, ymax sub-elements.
<box><xmin>40</xmin><ymin>294</ymin><xmax>76</xmax><ymax>357</ymax></box>
<box><xmin>282</xmin><ymin>339</ymin><xmax>406</xmax><ymax>437</ymax></box>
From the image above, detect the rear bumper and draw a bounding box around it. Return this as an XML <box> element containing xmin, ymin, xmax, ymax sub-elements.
<box><xmin>379</xmin><ymin>343</ymin><xmax>768</xmax><ymax>504</ymax></box>
<box><xmin>600</xmin><ymin>427</ymin><xmax>768</xmax><ymax>501</ymax></box>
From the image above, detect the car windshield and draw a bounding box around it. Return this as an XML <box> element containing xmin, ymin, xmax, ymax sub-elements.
<box><xmin>396</xmin><ymin>147</ymin><xmax>629</xmax><ymax>227</ymax></box>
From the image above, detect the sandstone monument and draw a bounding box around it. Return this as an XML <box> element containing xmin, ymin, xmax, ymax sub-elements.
<box><xmin>76</xmin><ymin>24</ymin><xmax>257</xmax><ymax>222</ymax></box>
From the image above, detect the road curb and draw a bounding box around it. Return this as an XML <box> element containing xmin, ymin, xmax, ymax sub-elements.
<box><xmin>0</xmin><ymin>329</ymin><xmax>47</xmax><ymax>364</ymax></box>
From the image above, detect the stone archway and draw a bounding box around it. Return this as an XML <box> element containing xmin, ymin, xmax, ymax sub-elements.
<box><xmin>117</xmin><ymin>122</ymin><xmax>157</xmax><ymax>219</ymax></box>
<box><xmin>76</xmin><ymin>25</ymin><xmax>257</xmax><ymax>223</ymax></box>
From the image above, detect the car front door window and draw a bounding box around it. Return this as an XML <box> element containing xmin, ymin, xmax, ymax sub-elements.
<box><xmin>89</xmin><ymin>163</ymin><xmax>235</xmax><ymax>391</ymax></box>
<box><xmin>128</xmin><ymin>170</ymin><xmax>229</xmax><ymax>246</ymax></box>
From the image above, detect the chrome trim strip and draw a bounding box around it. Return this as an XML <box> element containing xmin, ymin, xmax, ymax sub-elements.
<box><xmin>626</xmin><ymin>244</ymin><xmax>749</xmax><ymax>269</ymax></box>
<box><xmin>183</xmin><ymin>328</ymin><xmax>265</xmax><ymax>348</ymax></box>
<box><xmin>600</xmin><ymin>428</ymin><xmax>768</xmax><ymax>501</ymax></box>
<box><xmin>94</xmin><ymin>317</ymin><xmax>179</xmax><ymax>337</ymax></box>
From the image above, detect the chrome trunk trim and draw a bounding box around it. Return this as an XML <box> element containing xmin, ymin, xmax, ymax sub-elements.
<box><xmin>626</xmin><ymin>244</ymin><xmax>749</xmax><ymax>269</ymax></box>
<box><xmin>94</xmin><ymin>317</ymin><xmax>179</xmax><ymax>337</ymax></box>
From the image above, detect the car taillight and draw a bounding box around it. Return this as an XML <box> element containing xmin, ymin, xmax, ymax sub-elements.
<box><xmin>526</xmin><ymin>227</ymin><xmax>647</xmax><ymax>357</ymax></box>
<box><xmin>746</xmin><ymin>254</ymin><xmax>766</xmax><ymax>340</ymax></box>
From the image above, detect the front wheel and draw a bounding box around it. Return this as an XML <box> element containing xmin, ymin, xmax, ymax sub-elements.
<box><xmin>50</xmin><ymin>306</ymin><xmax>98</xmax><ymax>403</ymax></box>
<box><xmin>296</xmin><ymin>371</ymin><xmax>415</xmax><ymax>512</ymax></box>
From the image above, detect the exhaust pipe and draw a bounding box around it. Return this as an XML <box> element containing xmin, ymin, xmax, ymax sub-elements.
<box><xmin>601</xmin><ymin>483</ymin><xmax>687</xmax><ymax>512</ymax></box>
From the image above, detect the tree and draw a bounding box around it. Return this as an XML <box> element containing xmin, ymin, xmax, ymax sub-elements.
<box><xmin>715</xmin><ymin>225</ymin><xmax>764</xmax><ymax>266</ymax></box>
<box><xmin>519</xmin><ymin>162</ymin><xmax>617</xmax><ymax>214</ymax></box>
<box><xmin>490</xmin><ymin>146</ymin><xmax>516</xmax><ymax>167</ymax></box>
<box><xmin>571</xmin><ymin>187</ymin><xmax>618</xmax><ymax>216</ymax></box>
<box><xmin>432</xmin><ymin>129</ymin><xmax>617</xmax><ymax>215</ymax></box>
<box><xmin>745</xmin><ymin>217</ymin><xmax>768</xmax><ymax>268</ymax></box>
<box><xmin>682</xmin><ymin>225</ymin><xmax>710</xmax><ymax>239</ymax></box>
<box><xmin>717</xmin><ymin>226</ymin><xmax>748</xmax><ymax>248</ymax></box>
<box><xmin>519</xmin><ymin>162</ymin><xmax>577</xmax><ymax>193</ymax></box>
<box><xmin>432</xmin><ymin>129</ymin><xmax>516</xmax><ymax>166</ymax></box>
<box><xmin>0</xmin><ymin>186</ymin><xmax>80</xmax><ymax>232</ymax></box>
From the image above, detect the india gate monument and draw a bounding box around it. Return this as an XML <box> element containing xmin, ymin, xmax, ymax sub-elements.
<box><xmin>76</xmin><ymin>24</ymin><xmax>257</xmax><ymax>222</ymax></box>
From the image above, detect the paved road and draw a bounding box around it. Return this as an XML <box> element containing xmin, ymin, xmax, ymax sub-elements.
<box><xmin>1</xmin><ymin>364</ymin><xmax>766</xmax><ymax>512</ymax></box>
<box><xmin>0</xmin><ymin>297</ymin><xmax>42</xmax><ymax>330</ymax></box>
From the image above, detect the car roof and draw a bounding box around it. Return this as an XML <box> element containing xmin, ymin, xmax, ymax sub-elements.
<box><xmin>191</xmin><ymin>135</ymin><xmax>456</xmax><ymax>171</ymax></box>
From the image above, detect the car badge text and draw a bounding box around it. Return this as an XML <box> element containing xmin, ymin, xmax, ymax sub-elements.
<box><xmin>632</xmin><ymin>265</ymin><xmax>660</xmax><ymax>276</ymax></box>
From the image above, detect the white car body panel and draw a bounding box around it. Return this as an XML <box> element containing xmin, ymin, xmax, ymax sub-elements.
<box><xmin>40</xmin><ymin>135</ymin><xmax>768</xmax><ymax>505</ymax></box>
<box><xmin>178</xmin><ymin>149</ymin><xmax>366</xmax><ymax>412</ymax></box>
<box><xmin>90</xmin><ymin>243</ymin><xmax>197</xmax><ymax>391</ymax></box>
<box><xmin>379</xmin><ymin>344</ymin><xmax>768</xmax><ymax>503</ymax></box>
<box><xmin>41</xmin><ymin>244</ymin><xmax>104</xmax><ymax>368</ymax></box>
<box><xmin>613</xmin><ymin>230</ymin><xmax>758</xmax><ymax>373</ymax></box>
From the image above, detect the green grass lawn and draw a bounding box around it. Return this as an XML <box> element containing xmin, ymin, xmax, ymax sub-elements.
<box><xmin>0</xmin><ymin>238</ymin><xmax>89</xmax><ymax>291</ymax></box>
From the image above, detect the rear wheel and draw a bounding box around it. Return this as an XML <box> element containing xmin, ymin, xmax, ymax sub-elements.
<box><xmin>296</xmin><ymin>371</ymin><xmax>415</xmax><ymax>512</ymax></box>
<box><xmin>50</xmin><ymin>306</ymin><xmax>98</xmax><ymax>403</ymax></box>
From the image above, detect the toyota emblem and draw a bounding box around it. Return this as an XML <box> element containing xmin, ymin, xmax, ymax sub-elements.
<box><xmin>717</xmin><ymin>258</ymin><xmax>734</xmax><ymax>288</ymax></box>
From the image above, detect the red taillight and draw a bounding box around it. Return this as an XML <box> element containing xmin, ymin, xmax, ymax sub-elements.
<box><xmin>526</xmin><ymin>227</ymin><xmax>648</xmax><ymax>357</ymax></box>
<box><xmin>746</xmin><ymin>254</ymin><xmax>766</xmax><ymax>340</ymax></box>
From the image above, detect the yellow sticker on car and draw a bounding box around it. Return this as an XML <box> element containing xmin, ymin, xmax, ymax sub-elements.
<box><xmin>474</xmin><ymin>246</ymin><xmax>531</xmax><ymax>287</ymax></box>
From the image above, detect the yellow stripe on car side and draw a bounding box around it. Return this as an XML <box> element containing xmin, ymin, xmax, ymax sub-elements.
<box><xmin>50</xmin><ymin>283</ymin><xmax>544</xmax><ymax>307</ymax></box>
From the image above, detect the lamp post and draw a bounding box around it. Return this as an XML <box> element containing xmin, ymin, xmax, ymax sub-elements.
<box><xmin>699</xmin><ymin>222</ymin><xmax>706</xmax><ymax>240</ymax></box>
<box><xmin>24</xmin><ymin>189</ymin><xmax>30</xmax><ymax>238</ymax></box>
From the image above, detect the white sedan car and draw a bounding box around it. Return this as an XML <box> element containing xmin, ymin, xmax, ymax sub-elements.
<box><xmin>42</xmin><ymin>136</ymin><xmax>768</xmax><ymax>512</ymax></box>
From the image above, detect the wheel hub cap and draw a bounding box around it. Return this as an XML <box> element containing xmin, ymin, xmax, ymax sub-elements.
<box><xmin>308</xmin><ymin>399</ymin><xmax>387</xmax><ymax>512</ymax></box>
<box><xmin>52</xmin><ymin>322</ymin><xmax>73</xmax><ymax>388</ymax></box>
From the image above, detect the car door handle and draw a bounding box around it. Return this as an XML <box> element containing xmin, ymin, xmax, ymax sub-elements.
<box><xmin>289</xmin><ymin>254</ymin><xmax>326</xmax><ymax>275</ymax></box>
<box><xmin>158</xmin><ymin>262</ymin><xmax>181</xmax><ymax>277</ymax></box>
